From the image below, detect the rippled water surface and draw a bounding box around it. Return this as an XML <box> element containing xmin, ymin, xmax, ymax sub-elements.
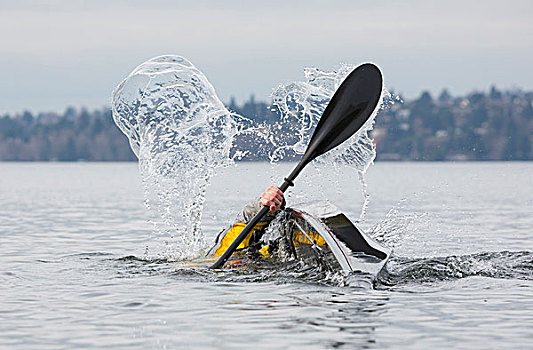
<box><xmin>1</xmin><ymin>162</ymin><xmax>532</xmax><ymax>349</ymax></box>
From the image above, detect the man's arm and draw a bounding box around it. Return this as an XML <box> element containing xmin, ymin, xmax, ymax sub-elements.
<box><xmin>239</xmin><ymin>186</ymin><xmax>285</xmax><ymax>223</ymax></box>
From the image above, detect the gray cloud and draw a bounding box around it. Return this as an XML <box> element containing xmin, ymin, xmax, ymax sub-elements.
<box><xmin>1</xmin><ymin>0</ymin><xmax>532</xmax><ymax>113</ymax></box>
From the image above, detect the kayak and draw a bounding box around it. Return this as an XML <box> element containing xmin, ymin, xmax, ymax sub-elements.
<box><xmin>208</xmin><ymin>201</ymin><xmax>391</xmax><ymax>281</ymax></box>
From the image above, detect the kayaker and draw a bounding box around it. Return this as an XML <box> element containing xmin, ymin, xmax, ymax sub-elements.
<box><xmin>208</xmin><ymin>186</ymin><xmax>285</xmax><ymax>257</ymax></box>
<box><xmin>207</xmin><ymin>185</ymin><xmax>392</xmax><ymax>276</ymax></box>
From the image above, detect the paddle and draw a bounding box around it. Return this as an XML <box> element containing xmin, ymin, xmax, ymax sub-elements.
<box><xmin>209</xmin><ymin>63</ymin><xmax>383</xmax><ymax>269</ymax></box>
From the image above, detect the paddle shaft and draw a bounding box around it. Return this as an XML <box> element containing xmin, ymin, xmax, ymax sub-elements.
<box><xmin>209</xmin><ymin>175</ymin><xmax>298</xmax><ymax>269</ymax></box>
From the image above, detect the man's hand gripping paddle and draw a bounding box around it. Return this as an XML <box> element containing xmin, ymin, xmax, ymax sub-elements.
<box><xmin>210</xmin><ymin>63</ymin><xmax>383</xmax><ymax>269</ymax></box>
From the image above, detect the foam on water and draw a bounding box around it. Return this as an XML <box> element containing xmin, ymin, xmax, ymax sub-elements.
<box><xmin>377</xmin><ymin>250</ymin><xmax>533</xmax><ymax>288</ymax></box>
<box><xmin>112</xmin><ymin>55</ymin><xmax>389</xmax><ymax>259</ymax></box>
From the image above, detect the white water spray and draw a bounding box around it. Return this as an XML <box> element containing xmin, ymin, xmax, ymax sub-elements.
<box><xmin>270</xmin><ymin>64</ymin><xmax>391</xmax><ymax>219</ymax></box>
<box><xmin>112</xmin><ymin>55</ymin><xmax>241</xmax><ymax>259</ymax></box>
<box><xmin>112</xmin><ymin>55</ymin><xmax>391</xmax><ymax>259</ymax></box>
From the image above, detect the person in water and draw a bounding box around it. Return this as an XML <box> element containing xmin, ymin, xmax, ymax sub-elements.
<box><xmin>208</xmin><ymin>186</ymin><xmax>285</xmax><ymax>257</ymax></box>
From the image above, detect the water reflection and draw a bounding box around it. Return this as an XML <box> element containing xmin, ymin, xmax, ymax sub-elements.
<box><xmin>107</xmin><ymin>253</ymin><xmax>392</xmax><ymax>348</ymax></box>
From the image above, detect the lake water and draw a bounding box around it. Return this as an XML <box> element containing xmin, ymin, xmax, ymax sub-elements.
<box><xmin>1</xmin><ymin>162</ymin><xmax>532</xmax><ymax>349</ymax></box>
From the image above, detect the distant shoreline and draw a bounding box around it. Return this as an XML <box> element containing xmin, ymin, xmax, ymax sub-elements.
<box><xmin>1</xmin><ymin>87</ymin><xmax>531</xmax><ymax>162</ymax></box>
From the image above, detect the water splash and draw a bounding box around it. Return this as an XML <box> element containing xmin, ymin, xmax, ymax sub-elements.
<box><xmin>368</xmin><ymin>200</ymin><xmax>430</xmax><ymax>250</ymax></box>
<box><xmin>270</xmin><ymin>64</ymin><xmax>380</xmax><ymax>169</ymax></box>
<box><xmin>269</xmin><ymin>64</ymin><xmax>390</xmax><ymax>219</ymax></box>
<box><xmin>112</xmin><ymin>56</ymin><xmax>389</xmax><ymax>259</ymax></box>
<box><xmin>112</xmin><ymin>55</ymin><xmax>241</xmax><ymax>259</ymax></box>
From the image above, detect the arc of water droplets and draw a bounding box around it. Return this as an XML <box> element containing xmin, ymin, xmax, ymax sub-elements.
<box><xmin>112</xmin><ymin>55</ymin><xmax>392</xmax><ymax>259</ymax></box>
<box><xmin>270</xmin><ymin>64</ymin><xmax>392</xmax><ymax>220</ymax></box>
<box><xmin>112</xmin><ymin>55</ymin><xmax>243</xmax><ymax>259</ymax></box>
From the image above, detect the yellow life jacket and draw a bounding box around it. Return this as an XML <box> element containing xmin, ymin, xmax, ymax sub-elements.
<box><xmin>212</xmin><ymin>221</ymin><xmax>267</xmax><ymax>257</ymax></box>
<box><xmin>212</xmin><ymin>220</ymin><xmax>327</xmax><ymax>258</ymax></box>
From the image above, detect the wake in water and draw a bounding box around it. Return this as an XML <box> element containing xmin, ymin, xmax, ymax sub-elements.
<box><xmin>112</xmin><ymin>55</ymin><xmax>388</xmax><ymax>260</ymax></box>
<box><xmin>377</xmin><ymin>250</ymin><xmax>533</xmax><ymax>287</ymax></box>
<box><xmin>106</xmin><ymin>249</ymin><xmax>533</xmax><ymax>289</ymax></box>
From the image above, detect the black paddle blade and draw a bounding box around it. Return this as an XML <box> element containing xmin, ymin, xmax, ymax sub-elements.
<box><xmin>299</xmin><ymin>63</ymin><xmax>382</xmax><ymax>167</ymax></box>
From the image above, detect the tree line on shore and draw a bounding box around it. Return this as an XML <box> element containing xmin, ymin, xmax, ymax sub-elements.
<box><xmin>0</xmin><ymin>87</ymin><xmax>532</xmax><ymax>161</ymax></box>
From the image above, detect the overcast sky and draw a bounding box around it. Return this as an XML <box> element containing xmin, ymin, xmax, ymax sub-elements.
<box><xmin>1</xmin><ymin>0</ymin><xmax>532</xmax><ymax>114</ymax></box>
